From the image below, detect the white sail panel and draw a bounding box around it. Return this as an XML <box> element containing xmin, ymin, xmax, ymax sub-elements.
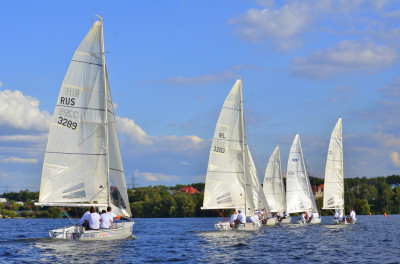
<box><xmin>263</xmin><ymin>146</ymin><xmax>285</xmax><ymax>213</ymax></box>
<box><xmin>323</xmin><ymin>117</ymin><xmax>344</xmax><ymax>210</ymax></box>
<box><xmin>248</xmin><ymin>146</ymin><xmax>271</xmax><ymax>217</ymax></box>
<box><xmin>202</xmin><ymin>79</ymin><xmax>246</xmax><ymax>210</ymax></box>
<box><xmin>106</xmin><ymin>71</ymin><xmax>131</xmax><ymax>217</ymax></box>
<box><xmin>39</xmin><ymin>21</ymin><xmax>108</xmax><ymax>204</ymax></box>
<box><xmin>286</xmin><ymin>134</ymin><xmax>317</xmax><ymax>214</ymax></box>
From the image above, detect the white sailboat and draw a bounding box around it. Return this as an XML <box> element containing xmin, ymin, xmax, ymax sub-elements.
<box><xmin>248</xmin><ymin>146</ymin><xmax>277</xmax><ymax>226</ymax></box>
<box><xmin>201</xmin><ymin>78</ymin><xmax>261</xmax><ymax>231</ymax></box>
<box><xmin>323</xmin><ymin>118</ymin><xmax>356</xmax><ymax>224</ymax></box>
<box><xmin>263</xmin><ymin>146</ymin><xmax>291</xmax><ymax>224</ymax></box>
<box><xmin>35</xmin><ymin>16</ymin><xmax>134</xmax><ymax>240</ymax></box>
<box><xmin>286</xmin><ymin>134</ymin><xmax>321</xmax><ymax>224</ymax></box>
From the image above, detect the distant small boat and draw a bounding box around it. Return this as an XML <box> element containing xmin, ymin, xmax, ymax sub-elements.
<box><xmin>263</xmin><ymin>146</ymin><xmax>291</xmax><ymax>224</ymax></box>
<box><xmin>201</xmin><ymin>78</ymin><xmax>269</xmax><ymax>231</ymax></box>
<box><xmin>34</xmin><ymin>15</ymin><xmax>134</xmax><ymax>240</ymax></box>
<box><xmin>286</xmin><ymin>134</ymin><xmax>321</xmax><ymax>225</ymax></box>
<box><xmin>323</xmin><ymin>118</ymin><xmax>356</xmax><ymax>224</ymax></box>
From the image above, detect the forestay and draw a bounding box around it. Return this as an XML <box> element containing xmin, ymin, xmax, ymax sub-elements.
<box><xmin>323</xmin><ymin>117</ymin><xmax>344</xmax><ymax>211</ymax></box>
<box><xmin>263</xmin><ymin>146</ymin><xmax>286</xmax><ymax>213</ymax></box>
<box><xmin>286</xmin><ymin>134</ymin><xmax>317</xmax><ymax>214</ymax></box>
<box><xmin>202</xmin><ymin>79</ymin><xmax>247</xmax><ymax>211</ymax></box>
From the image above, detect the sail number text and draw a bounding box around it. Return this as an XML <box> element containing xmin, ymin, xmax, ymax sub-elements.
<box><xmin>213</xmin><ymin>146</ymin><xmax>225</xmax><ymax>153</ymax></box>
<box><xmin>58</xmin><ymin>117</ymin><xmax>77</xmax><ymax>130</ymax></box>
<box><xmin>59</xmin><ymin>108</ymin><xmax>78</xmax><ymax>119</ymax></box>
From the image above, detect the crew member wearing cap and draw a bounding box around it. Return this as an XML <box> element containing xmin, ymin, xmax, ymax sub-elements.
<box><xmin>237</xmin><ymin>210</ymin><xmax>246</xmax><ymax>224</ymax></box>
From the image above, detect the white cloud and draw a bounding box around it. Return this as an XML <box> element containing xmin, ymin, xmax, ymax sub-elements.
<box><xmin>117</xmin><ymin>116</ymin><xmax>207</xmax><ymax>151</ymax></box>
<box><xmin>0</xmin><ymin>90</ymin><xmax>51</xmax><ymax>131</ymax></box>
<box><xmin>117</xmin><ymin>116</ymin><xmax>154</xmax><ymax>145</ymax></box>
<box><xmin>0</xmin><ymin>157</ymin><xmax>38</xmax><ymax>164</ymax></box>
<box><xmin>180</xmin><ymin>161</ymin><xmax>190</xmax><ymax>166</ymax></box>
<box><xmin>0</xmin><ymin>81</ymin><xmax>2</xmax><ymax>87</ymax></box>
<box><xmin>228</xmin><ymin>2</ymin><xmax>311</xmax><ymax>49</ymax></box>
<box><xmin>291</xmin><ymin>40</ymin><xmax>398</xmax><ymax>78</ymax></box>
<box><xmin>390</xmin><ymin>151</ymin><xmax>400</xmax><ymax>167</ymax></box>
<box><xmin>134</xmin><ymin>169</ymin><xmax>180</xmax><ymax>182</ymax></box>
<box><xmin>164</xmin><ymin>71</ymin><xmax>236</xmax><ymax>86</ymax></box>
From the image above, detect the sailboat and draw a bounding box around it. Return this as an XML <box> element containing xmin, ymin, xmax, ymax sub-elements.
<box><xmin>263</xmin><ymin>146</ymin><xmax>291</xmax><ymax>224</ymax></box>
<box><xmin>34</xmin><ymin>16</ymin><xmax>134</xmax><ymax>240</ymax></box>
<box><xmin>286</xmin><ymin>134</ymin><xmax>321</xmax><ymax>225</ymax></box>
<box><xmin>201</xmin><ymin>78</ymin><xmax>261</xmax><ymax>231</ymax></box>
<box><xmin>323</xmin><ymin>118</ymin><xmax>356</xmax><ymax>224</ymax></box>
<box><xmin>248</xmin><ymin>146</ymin><xmax>277</xmax><ymax>226</ymax></box>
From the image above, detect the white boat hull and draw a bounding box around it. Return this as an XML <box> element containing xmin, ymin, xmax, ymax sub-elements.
<box><xmin>297</xmin><ymin>217</ymin><xmax>322</xmax><ymax>225</ymax></box>
<box><xmin>333</xmin><ymin>217</ymin><xmax>357</xmax><ymax>225</ymax></box>
<box><xmin>262</xmin><ymin>217</ymin><xmax>278</xmax><ymax>226</ymax></box>
<box><xmin>214</xmin><ymin>221</ymin><xmax>260</xmax><ymax>231</ymax></box>
<box><xmin>279</xmin><ymin>216</ymin><xmax>292</xmax><ymax>224</ymax></box>
<box><xmin>49</xmin><ymin>221</ymin><xmax>135</xmax><ymax>240</ymax></box>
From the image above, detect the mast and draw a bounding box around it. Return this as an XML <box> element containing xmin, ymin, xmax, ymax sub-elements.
<box><xmin>239</xmin><ymin>77</ymin><xmax>247</xmax><ymax>213</ymax></box>
<box><xmin>98</xmin><ymin>15</ymin><xmax>110</xmax><ymax>206</ymax></box>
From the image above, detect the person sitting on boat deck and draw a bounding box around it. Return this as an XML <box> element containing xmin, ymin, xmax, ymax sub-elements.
<box><xmin>258</xmin><ymin>209</ymin><xmax>263</xmax><ymax>220</ymax></box>
<box><xmin>80</xmin><ymin>210</ymin><xmax>90</xmax><ymax>230</ymax></box>
<box><xmin>349</xmin><ymin>209</ymin><xmax>356</xmax><ymax>222</ymax></box>
<box><xmin>247</xmin><ymin>214</ymin><xmax>259</xmax><ymax>223</ymax></box>
<box><xmin>305</xmin><ymin>211</ymin><xmax>309</xmax><ymax>221</ymax></box>
<box><xmin>276</xmin><ymin>211</ymin><xmax>281</xmax><ymax>221</ymax></box>
<box><xmin>229</xmin><ymin>210</ymin><xmax>238</xmax><ymax>228</ymax></box>
<box><xmin>312</xmin><ymin>211</ymin><xmax>319</xmax><ymax>219</ymax></box>
<box><xmin>237</xmin><ymin>210</ymin><xmax>246</xmax><ymax>224</ymax></box>
<box><xmin>107</xmin><ymin>206</ymin><xmax>117</xmax><ymax>222</ymax></box>
<box><xmin>87</xmin><ymin>206</ymin><xmax>101</xmax><ymax>230</ymax></box>
<box><xmin>300</xmin><ymin>212</ymin><xmax>306</xmax><ymax>222</ymax></box>
<box><xmin>333</xmin><ymin>211</ymin><xmax>340</xmax><ymax>220</ymax></box>
<box><xmin>100</xmin><ymin>209</ymin><xmax>113</xmax><ymax>229</ymax></box>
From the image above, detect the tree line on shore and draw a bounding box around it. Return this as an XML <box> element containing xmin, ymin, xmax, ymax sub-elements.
<box><xmin>1</xmin><ymin>175</ymin><xmax>400</xmax><ymax>218</ymax></box>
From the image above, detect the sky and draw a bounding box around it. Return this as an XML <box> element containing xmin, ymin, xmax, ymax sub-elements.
<box><xmin>1</xmin><ymin>0</ymin><xmax>400</xmax><ymax>192</ymax></box>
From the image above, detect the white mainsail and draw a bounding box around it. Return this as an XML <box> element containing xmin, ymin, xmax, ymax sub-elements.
<box><xmin>37</xmin><ymin>19</ymin><xmax>130</xmax><ymax>216</ymax></box>
<box><xmin>323</xmin><ymin>117</ymin><xmax>344</xmax><ymax>211</ymax></box>
<box><xmin>263</xmin><ymin>146</ymin><xmax>286</xmax><ymax>213</ymax></box>
<box><xmin>286</xmin><ymin>134</ymin><xmax>318</xmax><ymax>214</ymax></box>
<box><xmin>202</xmin><ymin>78</ymin><xmax>256</xmax><ymax>217</ymax></box>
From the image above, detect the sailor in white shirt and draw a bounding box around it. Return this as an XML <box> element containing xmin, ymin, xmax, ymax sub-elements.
<box><xmin>88</xmin><ymin>207</ymin><xmax>101</xmax><ymax>230</ymax></box>
<box><xmin>80</xmin><ymin>210</ymin><xmax>90</xmax><ymax>229</ymax></box>
<box><xmin>300</xmin><ymin>213</ymin><xmax>306</xmax><ymax>222</ymax></box>
<box><xmin>229</xmin><ymin>210</ymin><xmax>238</xmax><ymax>226</ymax></box>
<box><xmin>237</xmin><ymin>210</ymin><xmax>246</xmax><ymax>224</ymax></box>
<box><xmin>250</xmin><ymin>214</ymin><xmax>259</xmax><ymax>223</ymax></box>
<box><xmin>100</xmin><ymin>210</ymin><xmax>113</xmax><ymax>229</ymax></box>
<box><xmin>311</xmin><ymin>211</ymin><xmax>319</xmax><ymax>220</ymax></box>
<box><xmin>349</xmin><ymin>209</ymin><xmax>356</xmax><ymax>220</ymax></box>
<box><xmin>334</xmin><ymin>211</ymin><xmax>340</xmax><ymax>219</ymax></box>
<box><xmin>107</xmin><ymin>206</ymin><xmax>117</xmax><ymax>222</ymax></box>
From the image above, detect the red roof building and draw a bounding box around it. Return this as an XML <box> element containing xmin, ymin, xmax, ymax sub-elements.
<box><xmin>181</xmin><ymin>186</ymin><xmax>199</xmax><ymax>194</ymax></box>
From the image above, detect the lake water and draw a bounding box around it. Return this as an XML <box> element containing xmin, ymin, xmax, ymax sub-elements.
<box><xmin>0</xmin><ymin>215</ymin><xmax>399</xmax><ymax>263</ymax></box>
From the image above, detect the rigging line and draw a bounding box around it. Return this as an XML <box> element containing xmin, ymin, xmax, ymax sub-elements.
<box><xmin>71</xmin><ymin>59</ymin><xmax>102</xmax><ymax>67</ymax></box>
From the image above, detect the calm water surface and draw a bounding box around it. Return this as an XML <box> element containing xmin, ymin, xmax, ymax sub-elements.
<box><xmin>0</xmin><ymin>215</ymin><xmax>399</xmax><ymax>263</ymax></box>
